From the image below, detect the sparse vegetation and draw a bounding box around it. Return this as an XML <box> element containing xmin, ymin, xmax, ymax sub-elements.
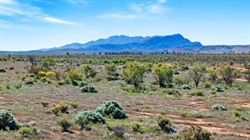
<box><xmin>0</xmin><ymin>110</ymin><xmax>19</xmax><ymax>130</ymax></box>
<box><xmin>96</xmin><ymin>100</ymin><xmax>127</xmax><ymax>119</ymax></box>
<box><xmin>0</xmin><ymin>54</ymin><xmax>249</xmax><ymax>139</ymax></box>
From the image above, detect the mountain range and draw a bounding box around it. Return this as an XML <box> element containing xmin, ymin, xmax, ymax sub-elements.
<box><xmin>1</xmin><ymin>34</ymin><xmax>249</xmax><ymax>54</ymax></box>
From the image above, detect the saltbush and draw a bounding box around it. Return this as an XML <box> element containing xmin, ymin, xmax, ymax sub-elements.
<box><xmin>211</xmin><ymin>85</ymin><xmax>224</xmax><ymax>92</ymax></box>
<box><xmin>212</xmin><ymin>104</ymin><xmax>227</xmax><ymax>111</ymax></box>
<box><xmin>74</xmin><ymin>111</ymin><xmax>105</xmax><ymax>129</ymax></box>
<box><xmin>189</xmin><ymin>91</ymin><xmax>204</xmax><ymax>96</ymax></box>
<box><xmin>132</xmin><ymin>121</ymin><xmax>141</xmax><ymax>132</ymax></box>
<box><xmin>96</xmin><ymin>100</ymin><xmax>127</xmax><ymax>119</ymax></box>
<box><xmin>57</xmin><ymin>118</ymin><xmax>72</xmax><ymax>132</ymax></box>
<box><xmin>0</xmin><ymin>109</ymin><xmax>19</xmax><ymax>130</ymax></box>
<box><xmin>18</xmin><ymin>127</ymin><xmax>37</xmax><ymax>137</ymax></box>
<box><xmin>156</xmin><ymin>114</ymin><xmax>176</xmax><ymax>133</ymax></box>
<box><xmin>51</xmin><ymin>102</ymin><xmax>69</xmax><ymax>115</ymax></box>
<box><xmin>173</xmin><ymin>125</ymin><xmax>211</xmax><ymax>140</ymax></box>
<box><xmin>81</xmin><ymin>85</ymin><xmax>97</xmax><ymax>93</ymax></box>
<box><xmin>204</xmin><ymin>82</ymin><xmax>212</xmax><ymax>88</ymax></box>
<box><xmin>182</xmin><ymin>84</ymin><xmax>191</xmax><ymax>90</ymax></box>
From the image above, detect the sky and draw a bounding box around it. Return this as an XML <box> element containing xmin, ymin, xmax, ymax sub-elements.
<box><xmin>0</xmin><ymin>0</ymin><xmax>249</xmax><ymax>51</ymax></box>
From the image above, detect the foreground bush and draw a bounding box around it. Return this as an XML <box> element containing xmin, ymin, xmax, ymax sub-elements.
<box><xmin>19</xmin><ymin>127</ymin><xmax>37</xmax><ymax>137</ymax></box>
<box><xmin>173</xmin><ymin>125</ymin><xmax>211</xmax><ymax>140</ymax></box>
<box><xmin>96</xmin><ymin>101</ymin><xmax>127</xmax><ymax>119</ymax></box>
<box><xmin>74</xmin><ymin>111</ymin><xmax>105</xmax><ymax>129</ymax></box>
<box><xmin>156</xmin><ymin>114</ymin><xmax>176</xmax><ymax>133</ymax></box>
<box><xmin>81</xmin><ymin>85</ymin><xmax>97</xmax><ymax>93</ymax></box>
<box><xmin>0</xmin><ymin>109</ymin><xmax>19</xmax><ymax>130</ymax></box>
<box><xmin>51</xmin><ymin>102</ymin><xmax>69</xmax><ymax>115</ymax></box>
<box><xmin>57</xmin><ymin>118</ymin><xmax>72</xmax><ymax>132</ymax></box>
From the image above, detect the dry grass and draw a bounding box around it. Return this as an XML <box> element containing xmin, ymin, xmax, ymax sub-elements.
<box><xmin>0</xmin><ymin>61</ymin><xmax>249</xmax><ymax>140</ymax></box>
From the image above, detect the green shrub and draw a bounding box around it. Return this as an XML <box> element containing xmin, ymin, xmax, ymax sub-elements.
<box><xmin>6</xmin><ymin>84</ymin><xmax>10</xmax><ymax>89</ymax></box>
<box><xmin>41</xmin><ymin>100</ymin><xmax>49</xmax><ymax>107</ymax></box>
<box><xmin>181</xmin><ymin>84</ymin><xmax>191</xmax><ymax>90</ymax></box>
<box><xmin>204</xmin><ymin>82</ymin><xmax>212</xmax><ymax>88</ymax></box>
<box><xmin>132</xmin><ymin>121</ymin><xmax>141</xmax><ymax>132</ymax></box>
<box><xmin>162</xmin><ymin>89</ymin><xmax>180</xmax><ymax>96</ymax></box>
<box><xmin>231</xmin><ymin>109</ymin><xmax>241</xmax><ymax>117</ymax></box>
<box><xmin>173</xmin><ymin>126</ymin><xmax>211</xmax><ymax>140</ymax></box>
<box><xmin>57</xmin><ymin>118</ymin><xmax>72</xmax><ymax>132</ymax></box>
<box><xmin>81</xmin><ymin>85</ymin><xmax>97</xmax><ymax>93</ymax></box>
<box><xmin>189</xmin><ymin>91</ymin><xmax>204</xmax><ymax>96</ymax></box>
<box><xmin>0</xmin><ymin>109</ymin><xmax>19</xmax><ymax>130</ymax></box>
<box><xmin>106</xmin><ymin>76</ymin><xmax>120</xmax><ymax>81</ymax></box>
<box><xmin>78</xmin><ymin>81</ymin><xmax>88</xmax><ymax>87</ymax></box>
<box><xmin>211</xmin><ymin>85</ymin><xmax>224</xmax><ymax>92</ymax></box>
<box><xmin>82</xmin><ymin>64</ymin><xmax>97</xmax><ymax>78</ymax></box>
<box><xmin>25</xmin><ymin>80</ymin><xmax>34</xmax><ymax>85</ymax></box>
<box><xmin>67</xmin><ymin>69</ymin><xmax>82</xmax><ymax>82</ymax></box>
<box><xmin>96</xmin><ymin>100</ymin><xmax>127</xmax><ymax>119</ymax></box>
<box><xmin>57</xmin><ymin>80</ymin><xmax>65</xmax><ymax>86</ymax></box>
<box><xmin>74</xmin><ymin>111</ymin><xmax>105</xmax><ymax>129</ymax></box>
<box><xmin>212</xmin><ymin>104</ymin><xmax>227</xmax><ymax>111</ymax></box>
<box><xmin>51</xmin><ymin>102</ymin><xmax>69</xmax><ymax>115</ymax></box>
<box><xmin>67</xmin><ymin>101</ymin><xmax>78</xmax><ymax>109</ymax></box>
<box><xmin>156</xmin><ymin>114</ymin><xmax>176</xmax><ymax>133</ymax></box>
<box><xmin>209</xmin><ymin>91</ymin><xmax>216</xmax><ymax>94</ymax></box>
<box><xmin>18</xmin><ymin>127</ymin><xmax>37</xmax><ymax>137</ymax></box>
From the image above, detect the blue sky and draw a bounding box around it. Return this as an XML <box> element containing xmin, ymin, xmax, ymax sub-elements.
<box><xmin>0</xmin><ymin>0</ymin><xmax>249</xmax><ymax>51</ymax></box>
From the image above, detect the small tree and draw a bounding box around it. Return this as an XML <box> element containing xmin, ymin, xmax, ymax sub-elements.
<box><xmin>122</xmin><ymin>61</ymin><xmax>146</xmax><ymax>88</ymax></box>
<box><xmin>244</xmin><ymin>63</ymin><xmax>250</xmax><ymax>83</ymax></box>
<box><xmin>218</xmin><ymin>65</ymin><xmax>240</xmax><ymax>87</ymax></box>
<box><xmin>208</xmin><ymin>70</ymin><xmax>218</xmax><ymax>83</ymax></box>
<box><xmin>153</xmin><ymin>64</ymin><xmax>173</xmax><ymax>88</ymax></box>
<box><xmin>82</xmin><ymin>64</ymin><xmax>97</xmax><ymax>79</ymax></box>
<box><xmin>42</xmin><ymin>57</ymin><xmax>55</xmax><ymax>71</ymax></box>
<box><xmin>188</xmin><ymin>64</ymin><xmax>206</xmax><ymax>87</ymax></box>
<box><xmin>105</xmin><ymin>63</ymin><xmax>116</xmax><ymax>75</ymax></box>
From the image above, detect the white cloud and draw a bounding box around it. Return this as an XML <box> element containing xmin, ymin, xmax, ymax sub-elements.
<box><xmin>67</xmin><ymin>0</ymin><xmax>87</xmax><ymax>6</ymax></box>
<box><xmin>0</xmin><ymin>0</ymin><xmax>78</xmax><ymax>26</ymax></box>
<box><xmin>148</xmin><ymin>4</ymin><xmax>166</xmax><ymax>14</ymax></box>
<box><xmin>99</xmin><ymin>13</ymin><xmax>137</xmax><ymax>19</ymax></box>
<box><xmin>0</xmin><ymin>0</ymin><xmax>15</xmax><ymax>4</ymax></box>
<box><xmin>130</xmin><ymin>3</ymin><xmax>143</xmax><ymax>13</ymax></box>
<box><xmin>158</xmin><ymin>0</ymin><xmax>167</xmax><ymax>4</ymax></box>
<box><xmin>44</xmin><ymin>17</ymin><xmax>76</xmax><ymax>25</ymax></box>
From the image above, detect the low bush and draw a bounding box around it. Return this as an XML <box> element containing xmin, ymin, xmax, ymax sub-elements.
<box><xmin>231</xmin><ymin>109</ymin><xmax>241</xmax><ymax>117</ymax></box>
<box><xmin>211</xmin><ymin>85</ymin><xmax>224</xmax><ymax>92</ymax></box>
<box><xmin>51</xmin><ymin>102</ymin><xmax>69</xmax><ymax>115</ymax></box>
<box><xmin>41</xmin><ymin>100</ymin><xmax>49</xmax><ymax>107</ymax></box>
<box><xmin>189</xmin><ymin>91</ymin><xmax>204</xmax><ymax>96</ymax></box>
<box><xmin>0</xmin><ymin>109</ymin><xmax>19</xmax><ymax>130</ymax></box>
<box><xmin>162</xmin><ymin>89</ymin><xmax>180</xmax><ymax>96</ymax></box>
<box><xmin>113</xmin><ymin>126</ymin><xmax>126</xmax><ymax>138</ymax></box>
<box><xmin>212</xmin><ymin>104</ymin><xmax>227</xmax><ymax>111</ymax></box>
<box><xmin>132</xmin><ymin>121</ymin><xmax>141</xmax><ymax>132</ymax></box>
<box><xmin>18</xmin><ymin>127</ymin><xmax>37</xmax><ymax>137</ymax></box>
<box><xmin>181</xmin><ymin>84</ymin><xmax>191</xmax><ymax>90</ymax></box>
<box><xmin>57</xmin><ymin>118</ymin><xmax>72</xmax><ymax>132</ymax></box>
<box><xmin>204</xmin><ymin>82</ymin><xmax>212</xmax><ymax>88</ymax></box>
<box><xmin>67</xmin><ymin>101</ymin><xmax>78</xmax><ymax>109</ymax></box>
<box><xmin>74</xmin><ymin>111</ymin><xmax>105</xmax><ymax>129</ymax></box>
<box><xmin>38</xmin><ymin>71</ymin><xmax>46</xmax><ymax>77</ymax></box>
<box><xmin>45</xmin><ymin>71</ymin><xmax>56</xmax><ymax>77</ymax></box>
<box><xmin>96</xmin><ymin>100</ymin><xmax>127</xmax><ymax>119</ymax></box>
<box><xmin>81</xmin><ymin>85</ymin><xmax>97</xmax><ymax>93</ymax></box>
<box><xmin>173</xmin><ymin>125</ymin><xmax>211</xmax><ymax>140</ymax></box>
<box><xmin>156</xmin><ymin>114</ymin><xmax>176</xmax><ymax>133</ymax></box>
